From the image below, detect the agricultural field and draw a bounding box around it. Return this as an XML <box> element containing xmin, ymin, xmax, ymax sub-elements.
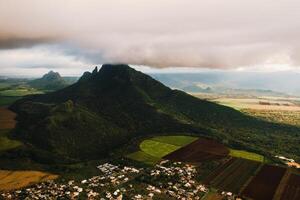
<box><xmin>206</xmin><ymin>95</ymin><xmax>300</xmax><ymax>127</ymax></box>
<box><xmin>151</xmin><ymin>135</ymin><xmax>198</xmax><ymax>146</ymax></box>
<box><xmin>163</xmin><ymin>138</ymin><xmax>229</xmax><ymax>163</ymax></box>
<box><xmin>0</xmin><ymin>80</ymin><xmax>44</xmax><ymax>107</ymax></box>
<box><xmin>0</xmin><ymin>130</ymin><xmax>22</xmax><ymax>153</ymax></box>
<box><xmin>0</xmin><ymin>96</ymin><xmax>21</xmax><ymax>107</ymax></box>
<box><xmin>0</xmin><ymin>88</ymin><xmax>42</xmax><ymax>97</ymax></box>
<box><xmin>243</xmin><ymin>109</ymin><xmax>300</xmax><ymax>127</ymax></box>
<box><xmin>212</xmin><ymin>97</ymin><xmax>300</xmax><ymax>111</ymax></box>
<box><xmin>229</xmin><ymin>149</ymin><xmax>264</xmax><ymax>162</ymax></box>
<box><xmin>207</xmin><ymin>158</ymin><xmax>261</xmax><ymax>193</ymax></box>
<box><xmin>126</xmin><ymin>151</ymin><xmax>161</xmax><ymax>165</ymax></box>
<box><xmin>280</xmin><ymin>173</ymin><xmax>300</xmax><ymax>200</ymax></box>
<box><xmin>126</xmin><ymin>136</ymin><xmax>198</xmax><ymax>165</ymax></box>
<box><xmin>0</xmin><ymin>107</ymin><xmax>16</xmax><ymax>130</ymax></box>
<box><xmin>202</xmin><ymin>158</ymin><xmax>236</xmax><ymax>185</ymax></box>
<box><xmin>140</xmin><ymin>140</ymin><xmax>180</xmax><ymax>158</ymax></box>
<box><xmin>0</xmin><ymin>107</ymin><xmax>22</xmax><ymax>153</ymax></box>
<box><xmin>241</xmin><ymin>165</ymin><xmax>286</xmax><ymax>200</ymax></box>
<box><xmin>0</xmin><ymin>170</ymin><xmax>58</xmax><ymax>191</ymax></box>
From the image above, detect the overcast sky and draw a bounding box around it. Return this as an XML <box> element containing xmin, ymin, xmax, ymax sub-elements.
<box><xmin>0</xmin><ymin>0</ymin><xmax>300</xmax><ymax>76</ymax></box>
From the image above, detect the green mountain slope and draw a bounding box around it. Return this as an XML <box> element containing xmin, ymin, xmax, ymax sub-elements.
<box><xmin>10</xmin><ymin>64</ymin><xmax>300</xmax><ymax>162</ymax></box>
<box><xmin>28</xmin><ymin>71</ymin><xmax>68</xmax><ymax>91</ymax></box>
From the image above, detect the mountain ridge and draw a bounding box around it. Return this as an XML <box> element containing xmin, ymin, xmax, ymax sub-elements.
<box><xmin>10</xmin><ymin>64</ymin><xmax>300</xmax><ymax>163</ymax></box>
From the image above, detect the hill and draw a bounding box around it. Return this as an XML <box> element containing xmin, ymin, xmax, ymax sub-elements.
<box><xmin>10</xmin><ymin>64</ymin><xmax>300</xmax><ymax>163</ymax></box>
<box><xmin>28</xmin><ymin>71</ymin><xmax>68</xmax><ymax>91</ymax></box>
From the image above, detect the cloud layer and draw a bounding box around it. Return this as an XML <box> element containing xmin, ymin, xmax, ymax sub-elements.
<box><xmin>0</xmin><ymin>0</ymin><xmax>300</xmax><ymax>74</ymax></box>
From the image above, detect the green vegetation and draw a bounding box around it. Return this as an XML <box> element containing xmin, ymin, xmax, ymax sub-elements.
<box><xmin>0</xmin><ymin>83</ymin><xmax>11</xmax><ymax>89</ymax></box>
<box><xmin>0</xmin><ymin>89</ymin><xmax>42</xmax><ymax>96</ymax></box>
<box><xmin>127</xmin><ymin>136</ymin><xmax>197</xmax><ymax>165</ymax></box>
<box><xmin>126</xmin><ymin>151</ymin><xmax>160</xmax><ymax>165</ymax></box>
<box><xmin>28</xmin><ymin>71</ymin><xmax>68</xmax><ymax>91</ymax></box>
<box><xmin>0</xmin><ymin>130</ymin><xmax>22</xmax><ymax>153</ymax></box>
<box><xmin>9</xmin><ymin>64</ymin><xmax>300</xmax><ymax>165</ymax></box>
<box><xmin>229</xmin><ymin>149</ymin><xmax>264</xmax><ymax>162</ymax></box>
<box><xmin>140</xmin><ymin>140</ymin><xmax>179</xmax><ymax>158</ymax></box>
<box><xmin>0</xmin><ymin>97</ymin><xmax>21</xmax><ymax>107</ymax></box>
<box><xmin>151</xmin><ymin>135</ymin><xmax>197</xmax><ymax>146</ymax></box>
<box><xmin>243</xmin><ymin>109</ymin><xmax>300</xmax><ymax>127</ymax></box>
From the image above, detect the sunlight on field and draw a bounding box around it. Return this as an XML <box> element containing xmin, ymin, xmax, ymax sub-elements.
<box><xmin>151</xmin><ymin>135</ymin><xmax>198</xmax><ymax>146</ymax></box>
<box><xmin>0</xmin><ymin>89</ymin><xmax>43</xmax><ymax>97</ymax></box>
<box><xmin>214</xmin><ymin>98</ymin><xmax>300</xmax><ymax>111</ymax></box>
<box><xmin>127</xmin><ymin>136</ymin><xmax>198</xmax><ymax>165</ymax></box>
<box><xmin>0</xmin><ymin>170</ymin><xmax>58</xmax><ymax>191</ymax></box>
<box><xmin>229</xmin><ymin>149</ymin><xmax>264</xmax><ymax>162</ymax></box>
<box><xmin>243</xmin><ymin>109</ymin><xmax>300</xmax><ymax>127</ymax></box>
<box><xmin>140</xmin><ymin>140</ymin><xmax>179</xmax><ymax>158</ymax></box>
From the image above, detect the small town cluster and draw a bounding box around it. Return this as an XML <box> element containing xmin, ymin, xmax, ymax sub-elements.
<box><xmin>0</xmin><ymin>160</ymin><xmax>237</xmax><ymax>200</ymax></box>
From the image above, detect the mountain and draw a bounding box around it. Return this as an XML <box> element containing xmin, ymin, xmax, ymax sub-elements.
<box><xmin>28</xmin><ymin>71</ymin><xmax>68</xmax><ymax>91</ymax></box>
<box><xmin>10</xmin><ymin>64</ymin><xmax>300</xmax><ymax>163</ymax></box>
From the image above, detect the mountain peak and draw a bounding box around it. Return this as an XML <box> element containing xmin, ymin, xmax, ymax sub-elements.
<box><xmin>79</xmin><ymin>64</ymin><xmax>137</xmax><ymax>83</ymax></box>
<box><xmin>28</xmin><ymin>70</ymin><xmax>66</xmax><ymax>90</ymax></box>
<box><xmin>42</xmin><ymin>70</ymin><xmax>61</xmax><ymax>80</ymax></box>
<box><xmin>92</xmin><ymin>66</ymin><xmax>98</xmax><ymax>74</ymax></box>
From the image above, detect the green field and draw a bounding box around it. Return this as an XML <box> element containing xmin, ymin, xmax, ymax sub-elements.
<box><xmin>0</xmin><ymin>96</ymin><xmax>21</xmax><ymax>107</ymax></box>
<box><xmin>229</xmin><ymin>149</ymin><xmax>264</xmax><ymax>162</ymax></box>
<box><xmin>151</xmin><ymin>135</ymin><xmax>198</xmax><ymax>146</ymax></box>
<box><xmin>0</xmin><ymin>130</ymin><xmax>22</xmax><ymax>153</ymax></box>
<box><xmin>0</xmin><ymin>89</ymin><xmax>42</xmax><ymax>97</ymax></box>
<box><xmin>127</xmin><ymin>135</ymin><xmax>198</xmax><ymax>165</ymax></box>
<box><xmin>0</xmin><ymin>83</ymin><xmax>11</xmax><ymax>89</ymax></box>
<box><xmin>140</xmin><ymin>140</ymin><xmax>180</xmax><ymax>158</ymax></box>
<box><xmin>126</xmin><ymin>151</ymin><xmax>161</xmax><ymax>165</ymax></box>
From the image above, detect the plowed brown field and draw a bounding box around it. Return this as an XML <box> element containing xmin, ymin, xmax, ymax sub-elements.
<box><xmin>163</xmin><ymin>138</ymin><xmax>229</xmax><ymax>163</ymax></box>
<box><xmin>0</xmin><ymin>107</ymin><xmax>16</xmax><ymax>130</ymax></box>
<box><xmin>280</xmin><ymin>173</ymin><xmax>300</xmax><ymax>200</ymax></box>
<box><xmin>241</xmin><ymin>165</ymin><xmax>286</xmax><ymax>200</ymax></box>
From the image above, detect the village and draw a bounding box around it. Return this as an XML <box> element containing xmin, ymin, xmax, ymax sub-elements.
<box><xmin>0</xmin><ymin>160</ymin><xmax>237</xmax><ymax>200</ymax></box>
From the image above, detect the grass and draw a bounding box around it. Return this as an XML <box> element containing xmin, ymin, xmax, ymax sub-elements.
<box><xmin>0</xmin><ymin>170</ymin><xmax>58</xmax><ymax>191</ymax></box>
<box><xmin>0</xmin><ymin>130</ymin><xmax>22</xmax><ymax>153</ymax></box>
<box><xmin>0</xmin><ymin>107</ymin><xmax>22</xmax><ymax>152</ymax></box>
<box><xmin>202</xmin><ymin>188</ymin><xmax>223</xmax><ymax>200</ymax></box>
<box><xmin>126</xmin><ymin>151</ymin><xmax>161</xmax><ymax>165</ymax></box>
<box><xmin>127</xmin><ymin>135</ymin><xmax>198</xmax><ymax>165</ymax></box>
<box><xmin>229</xmin><ymin>149</ymin><xmax>264</xmax><ymax>162</ymax></box>
<box><xmin>0</xmin><ymin>96</ymin><xmax>21</xmax><ymax>106</ymax></box>
<box><xmin>243</xmin><ymin>109</ymin><xmax>300</xmax><ymax>127</ymax></box>
<box><xmin>140</xmin><ymin>140</ymin><xmax>180</xmax><ymax>158</ymax></box>
<box><xmin>151</xmin><ymin>135</ymin><xmax>198</xmax><ymax>146</ymax></box>
<box><xmin>0</xmin><ymin>83</ymin><xmax>11</xmax><ymax>89</ymax></box>
<box><xmin>0</xmin><ymin>89</ymin><xmax>43</xmax><ymax>97</ymax></box>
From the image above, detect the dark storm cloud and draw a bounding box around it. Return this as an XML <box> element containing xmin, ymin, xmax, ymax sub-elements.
<box><xmin>0</xmin><ymin>36</ymin><xmax>56</xmax><ymax>49</ymax></box>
